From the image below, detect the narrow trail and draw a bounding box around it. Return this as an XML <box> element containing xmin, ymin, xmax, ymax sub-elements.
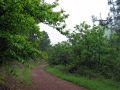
<box><xmin>31</xmin><ymin>65</ymin><xmax>87</xmax><ymax>90</ymax></box>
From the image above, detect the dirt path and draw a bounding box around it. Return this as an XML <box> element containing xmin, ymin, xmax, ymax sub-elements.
<box><xmin>31</xmin><ymin>65</ymin><xmax>87</xmax><ymax>90</ymax></box>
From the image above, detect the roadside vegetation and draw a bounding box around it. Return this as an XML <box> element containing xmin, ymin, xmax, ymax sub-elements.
<box><xmin>46</xmin><ymin>65</ymin><xmax>120</xmax><ymax>90</ymax></box>
<box><xmin>0</xmin><ymin>60</ymin><xmax>40</xmax><ymax>89</ymax></box>
<box><xmin>48</xmin><ymin>23</ymin><xmax>120</xmax><ymax>81</ymax></box>
<box><xmin>0</xmin><ymin>0</ymin><xmax>120</xmax><ymax>90</ymax></box>
<box><xmin>0</xmin><ymin>0</ymin><xmax>66</xmax><ymax>89</ymax></box>
<box><xmin>47</xmin><ymin>23</ymin><xmax>120</xmax><ymax>90</ymax></box>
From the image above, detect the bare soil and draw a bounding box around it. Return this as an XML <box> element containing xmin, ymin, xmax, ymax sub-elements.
<box><xmin>31</xmin><ymin>65</ymin><xmax>87</xmax><ymax>90</ymax></box>
<box><xmin>1</xmin><ymin>64</ymin><xmax>87</xmax><ymax>90</ymax></box>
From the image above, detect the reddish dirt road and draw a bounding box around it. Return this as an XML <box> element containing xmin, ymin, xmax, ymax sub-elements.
<box><xmin>31</xmin><ymin>65</ymin><xmax>87</xmax><ymax>90</ymax></box>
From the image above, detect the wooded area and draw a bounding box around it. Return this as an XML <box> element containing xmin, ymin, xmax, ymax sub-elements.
<box><xmin>0</xmin><ymin>0</ymin><xmax>120</xmax><ymax>90</ymax></box>
<box><xmin>0</xmin><ymin>0</ymin><xmax>67</xmax><ymax>62</ymax></box>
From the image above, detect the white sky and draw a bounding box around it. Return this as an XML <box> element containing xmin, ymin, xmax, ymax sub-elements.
<box><xmin>39</xmin><ymin>0</ymin><xmax>109</xmax><ymax>44</ymax></box>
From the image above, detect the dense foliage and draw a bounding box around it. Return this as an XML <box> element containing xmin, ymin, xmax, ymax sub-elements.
<box><xmin>39</xmin><ymin>31</ymin><xmax>51</xmax><ymax>51</ymax></box>
<box><xmin>48</xmin><ymin>22</ymin><xmax>120</xmax><ymax>80</ymax></box>
<box><xmin>108</xmin><ymin>0</ymin><xmax>120</xmax><ymax>34</ymax></box>
<box><xmin>0</xmin><ymin>0</ymin><xmax>67</xmax><ymax>63</ymax></box>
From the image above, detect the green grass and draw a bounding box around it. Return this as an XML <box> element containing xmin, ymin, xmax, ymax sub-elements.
<box><xmin>45</xmin><ymin>66</ymin><xmax>120</xmax><ymax>90</ymax></box>
<box><xmin>15</xmin><ymin>66</ymin><xmax>32</xmax><ymax>85</ymax></box>
<box><xmin>3</xmin><ymin>61</ymin><xmax>39</xmax><ymax>85</ymax></box>
<box><xmin>0</xmin><ymin>75</ymin><xmax>5</xmax><ymax>84</ymax></box>
<box><xmin>14</xmin><ymin>61</ymin><xmax>39</xmax><ymax>85</ymax></box>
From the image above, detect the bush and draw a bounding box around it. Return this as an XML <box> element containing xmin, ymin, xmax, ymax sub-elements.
<box><xmin>48</xmin><ymin>23</ymin><xmax>120</xmax><ymax>81</ymax></box>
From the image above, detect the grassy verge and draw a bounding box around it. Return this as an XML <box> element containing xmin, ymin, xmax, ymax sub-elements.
<box><xmin>15</xmin><ymin>66</ymin><xmax>32</xmax><ymax>85</ymax></box>
<box><xmin>45</xmin><ymin>65</ymin><xmax>120</xmax><ymax>90</ymax></box>
<box><xmin>2</xmin><ymin>60</ymin><xmax>40</xmax><ymax>85</ymax></box>
<box><xmin>14</xmin><ymin>61</ymin><xmax>40</xmax><ymax>85</ymax></box>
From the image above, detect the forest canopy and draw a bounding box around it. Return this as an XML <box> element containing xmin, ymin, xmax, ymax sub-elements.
<box><xmin>0</xmin><ymin>0</ymin><xmax>68</xmax><ymax>62</ymax></box>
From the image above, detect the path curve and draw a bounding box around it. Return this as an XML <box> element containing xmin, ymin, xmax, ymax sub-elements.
<box><xmin>31</xmin><ymin>65</ymin><xmax>87</xmax><ymax>90</ymax></box>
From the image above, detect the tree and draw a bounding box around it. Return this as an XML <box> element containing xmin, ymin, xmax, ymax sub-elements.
<box><xmin>93</xmin><ymin>0</ymin><xmax>120</xmax><ymax>36</ymax></box>
<box><xmin>107</xmin><ymin>0</ymin><xmax>120</xmax><ymax>33</ymax></box>
<box><xmin>39</xmin><ymin>31</ymin><xmax>51</xmax><ymax>51</ymax></box>
<box><xmin>48</xmin><ymin>41</ymin><xmax>72</xmax><ymax>66</ymax></box>
<box><xmin>48</xmin><ymin>22</ymin><xmax>120</xmax><ymax>80</ymax></box>
<box><xmin>0</xmin><ymin>0</ymin><xmax>68</xmax><ymax>62</ymax></box>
